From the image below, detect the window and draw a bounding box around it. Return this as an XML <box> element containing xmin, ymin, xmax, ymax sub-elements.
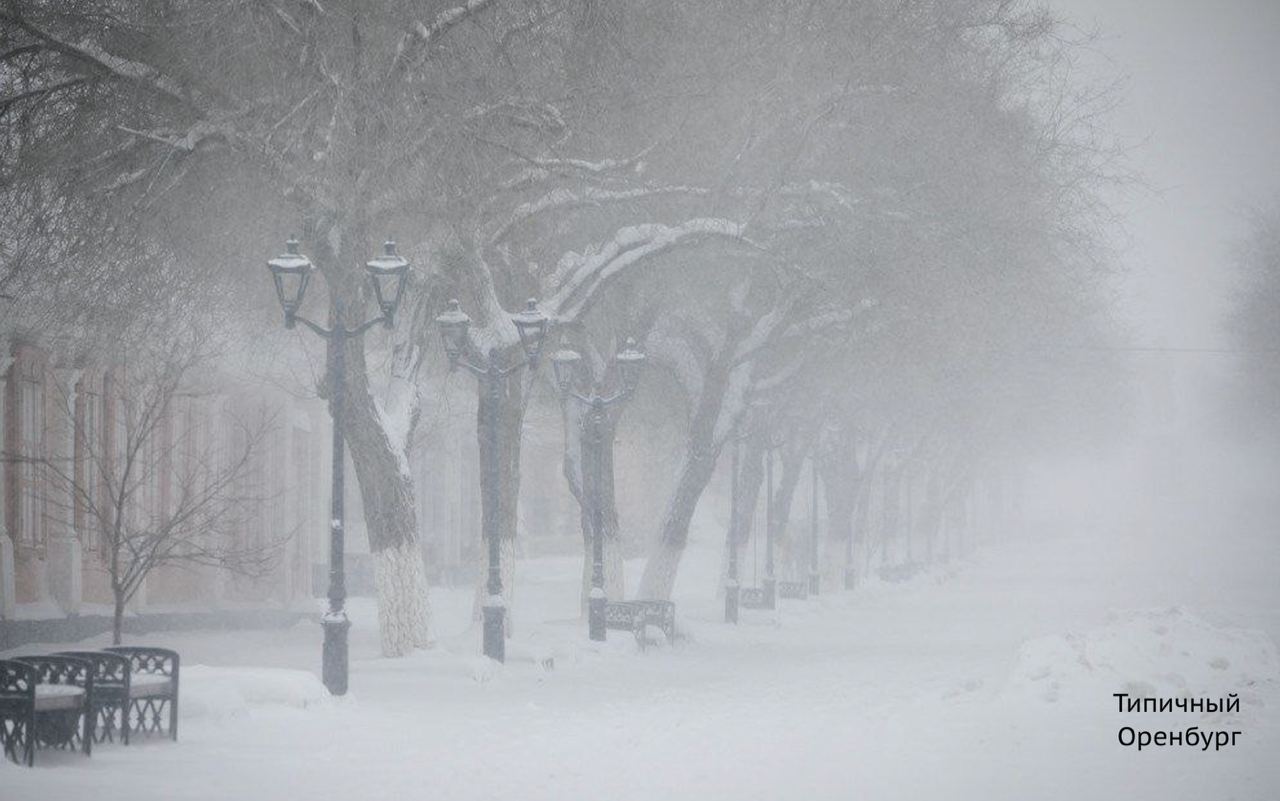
<box><xmin>78</xmin><ymin>382</ymin><xmax>102</xmax><ymax>549</ymax></box>
<box><xmin>18</xmin><ymin>376</ymin><xmax>44</xmax><ymax>547</ymax></box>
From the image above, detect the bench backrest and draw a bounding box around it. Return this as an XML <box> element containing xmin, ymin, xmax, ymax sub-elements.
<box><xmin>104</xmin><ymin>647</ymin><xmax>179</xmax><ymax>679</ymax></box>
<box><xmin>11</xmin><ymin>656</ymin><xmax>94</xmax><ymax>694</ymax></box>
<box><xmin>56</xmin><ymin>651</ymin><xmax>131</xmax><ymax>690</ymax></box>
<box><xmin>0</xmin><ymin>660</ymin><xmax>36</xmax><ymax>701</ymax></box>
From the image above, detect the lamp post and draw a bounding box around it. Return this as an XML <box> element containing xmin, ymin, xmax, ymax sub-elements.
<box><xmin>435</xmin><ymin>298</ymin><xmax>549</xmax><ymax>662</ymax></box>
<box><xmin>724</xmin><ymin>406</ymin><xmax>757</xmax><ymax>625</ymax></box>
<box><xmin>550</xmin><ymin>339</ymin><xmax>645</xmax><ymax>641</ymax></box>
<box><xmin>758</xmin><ymin>401</ymin><xmax>782</xmax><ymax>610</ymax></box>
<box><xmin>843</xmin><ymin>460</ymin><xmax>856</xmax><ymax>589</ymax></box>
<box><xmin>809</xmin><ymin>457</ymin><xmax>821</xmax><ymax>595</ymax></box>
<box><xmin>265</xmin><ymin>237</ymin><xmax>410</xmax><ymax>696</ymax></box>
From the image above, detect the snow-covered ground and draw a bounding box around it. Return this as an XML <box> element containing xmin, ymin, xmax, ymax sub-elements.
<box><xmin>4</xmin><ymin>510</ymin><xmax>1278</xmax><ymax>800</ymax></box>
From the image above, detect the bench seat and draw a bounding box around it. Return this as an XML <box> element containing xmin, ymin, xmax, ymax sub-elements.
<box><xmin>34</xmin><ymin>685</ymin><xmax>86</xmax><ymax>712</ymax></box>
<box><xmin>122</xmin><ymin>673</ymin><xmax>174</xmax><ymax>698</ymax></box>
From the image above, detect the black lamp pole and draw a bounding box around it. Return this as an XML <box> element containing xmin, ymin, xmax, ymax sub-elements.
<box><xmin>266</xmin><ymin>238</ymin><xmax>410</xmax><ymax>696</ymax></box>
<box><xmin>844</xmin><ymin>456</ymin><xmax>856</xmax><ymax>589</ymax></box>
<box><xmin>810</xmin><ymin>457</ymin><xmax>821</xmax><ymax>595</ymax></box>
<box><xmin>551</xmin><ymin>341</ymin><xmax>645</xmax><ymax>642</ymax></box>
<box><xmin>724</xmin><ymin>422</ymin><xmax>747</xmax><ymax>624</ymax></box>
<box><xmin>323</xmin><ymin>314</ymin><xmax>350</xmax><ymax>695</ymax></box>
<box><xmin>586</xmin><ymin>397</ymin><xmax>608</xmax><ymax>641</ymax></box>
<box><xmin>480</xmin><ymin>347</ymin><xmax>508</xmax><ymax>661</ymax></box>
<box><xmin>763</xmin><ymin>438</ymin><xmax>777</xmax><ymax>609</ymax></box>
<box><xmin>436</xmin><ymin>300</ymin><xmax>549</xmax><ymax>662</ymax></box>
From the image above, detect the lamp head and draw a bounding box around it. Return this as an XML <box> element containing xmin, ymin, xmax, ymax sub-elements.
<box><xmin>365</xmin><ymin>239</ymin><xmax>411</xmax><ymax>328</ymax></box>
<box><xmin>266</xmin><ymin>236</ymin><xmax>314</xmax><ymax>328</ymax></box>
<box><xmin>550</xmin><ymin>348</ymin><xmax>582</xmax><ymax>395</ymax></box>
<box><xmin>511</xmin><ymin>298</ymin><xmax>549</xmax><ymax>368</ymax></box>
<box><xmin>615</xmin><ymin>337</ymin><xmax>646</xmax><ymax>394</ymax></box>
<box><xmin>435</xmin><ymin>299</ymin><xmax>471</xmax><ymax>367</ymax></box>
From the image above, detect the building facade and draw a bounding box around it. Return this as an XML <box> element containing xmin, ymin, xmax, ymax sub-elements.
<box><xmin>0</xmin><ymin>339</ymin><xmax>326</xmax><ymax>622</ymax></box>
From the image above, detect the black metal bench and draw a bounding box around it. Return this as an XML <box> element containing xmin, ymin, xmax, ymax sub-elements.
<box><xmin>0</xmin><ymin>656</ymin><xmax>94</xmax><ymax>766</ymax></box>
<box><xmin>739</xmin><ymin>586</ymin><xmax>773</xmax><ymax>610</ymax></box>
<box><xmin>777</xmin><ymin>580</ymin><xmax>809</xmax><ymax>600</ymax></box>
<box><xmin>1</xmin><ymin>646</ymin><xmax>179</xmax><ymax>766</ymax></box>
<box><xmin>877</xmin><ymin>562</ymin><xmax>923</xmax><ymax>583</ymax></box>
<box><xmin>603</xmin><ymin>600</ymin><xmax>677</xmax><ymax>648</ymax></box>
<box><xmin>103</xmin><ymin>647</ymin><xmax>180</xmax><ymax>741</ymax></box>
<box><xmin>604</xmin><ymin>601</ymin><xmax>645</xmax><ymax>644</ymax></box>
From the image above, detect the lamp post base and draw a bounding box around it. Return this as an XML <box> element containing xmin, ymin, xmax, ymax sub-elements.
<box><xmin>321</xmin><ymin>612</ymin><xmax>351</xmax><ymax>696</ymax></box>
<box><xmin>482</xmin><ymin>603</ymin><xmax>505</xmax><ymax>663</ymax></box>
<box><xmin>588</xmin><ymin>592</ymin><xmax>606</xmax><ymax>641</ymax></box>
<box><xmin>762</xmin><ymin>576</ymin><xmax>776</xmax><ymax>610</ymax></box>
<box><xmin>724</xmin><ymin>581</ymin><xmax>739</xmax><ymax>624</ymax></box>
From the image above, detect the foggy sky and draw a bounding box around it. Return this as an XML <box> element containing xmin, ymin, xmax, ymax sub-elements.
<box><xmin>1056</xmin><ymin>0</ymin><xmax>1280</xmax><ymax>347</ymax></box>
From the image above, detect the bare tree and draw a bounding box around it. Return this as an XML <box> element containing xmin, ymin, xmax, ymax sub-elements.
<box><xmin>26</xmin><ymin>335</ymin><xmax>281</xmax><ymax>644</ymax></box>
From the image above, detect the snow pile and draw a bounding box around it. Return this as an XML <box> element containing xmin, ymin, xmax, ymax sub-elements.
<box><xmin>1006</xmin><ymin>606</ymin><xmax>1278</xmax><ymax>715</ymax></box>
<box><xmin>181</xmin><ymin>666</ymin><xmax>331</xmax><ymax>722</ymax></box>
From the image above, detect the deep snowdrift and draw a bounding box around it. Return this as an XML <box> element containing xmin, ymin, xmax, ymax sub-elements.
<box><xmin>2</xmin><ymin>522</ymin><xmax>1277</xmax><ymax>800</ymax></box>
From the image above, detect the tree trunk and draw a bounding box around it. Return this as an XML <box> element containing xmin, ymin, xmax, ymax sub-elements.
<box><xmin>638</xmin><ymin>349</ymin><xmax>736</xmax><ymax>601</ymax></box>
<box><xmin>343</xmin><ymin>366</ymin><xmax>432</xmax><ymax>655</ymax></box>
<box><xmin>112</xmin><ymin>591</ymin><xmax>125</xmax><ymax>646</ymax></box>
<box><xmin>768</xmin><ymin>438</ymin><xmax>807</xmax><ymax>579</ymax></box>
<box><xmin>923</xmin><ymin>467</ymin><xmax>942</xmax><ymax>565</ymax></box>
<box><xmin>724</xmin><ymin>434</ymin><xmax>764</xmax><ymax>589</ymax></box>
<box><xmin>315</xmin><ymin>224</ymin><xmax>431</xmax><ymax>658</ymax></box>
<box><xmin>818</xmin><ymin>426</ymin><xmax>857</xmax><ymax>584</ymax></box>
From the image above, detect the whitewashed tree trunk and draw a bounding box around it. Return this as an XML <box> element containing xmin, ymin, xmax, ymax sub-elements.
<box><xmin>373</xmin><ymin>538</ymin><xmax>433</xmax><ymax>652</ymax></box>
<box><xmin>638</xmin><ymin>356</ymin><xmax>733</xmax><ymax>600</ymax></box>
<box><xmin>818</xmin><ymin>425</ymin><xmax>858</xmax><ymax>588</ymax></box>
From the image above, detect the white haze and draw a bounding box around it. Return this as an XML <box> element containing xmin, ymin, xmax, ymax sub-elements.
<box><xmin>2</xmin><ymin>2</ymin><xmax>1278</xmax><ymax>799</ymax></box>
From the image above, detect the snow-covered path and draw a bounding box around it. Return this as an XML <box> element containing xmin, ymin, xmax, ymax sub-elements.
<box><xmin>4</xmin><ymin>515</ymin><xmax>1278</xmax><ymax>800</ymax></box>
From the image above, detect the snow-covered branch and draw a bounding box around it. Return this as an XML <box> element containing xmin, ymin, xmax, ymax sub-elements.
<box><xmin>546</xmin><ymin>218</ymin><xmax>753</xmax><ymax>322</ymax></box>
<box><xmin>387</xmin><ymin>0</ymin><xmax>502</xmax><ymax>80</ymax></box>
<box><xmin>115</xmin><ymin>122</ymin><xmax>228</xmax><ymax>153</ymax></box>
<box><xmin>490</xmin><ymin>184</ymin><xmax>712</xmax><ymax>245</ymax></box>
<box><xmin>0</xmin><ymin>11</ymin><xmax>202</xmax><ymax>111</ymax></box>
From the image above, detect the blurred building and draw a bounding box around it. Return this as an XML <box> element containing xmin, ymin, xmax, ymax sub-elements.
<box><xmin>0</xmin><ymin>338</ymin><xmax>326</xmax><ymax>626</ymax></box>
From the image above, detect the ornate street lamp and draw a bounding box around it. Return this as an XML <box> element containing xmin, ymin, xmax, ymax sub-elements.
<box><xmin>265</xmin><ymin>236</ymin><xmax>410</xmax><ymax>696</ymax></box>
<box><xmin>434</xmin><ymin>299</ymin><xmax>550</xmax><ymax>662</ymax></box>
<box><xmin>512</xmin><ymin>299</ymin><xmax>549</xmax><ymax>367</ymax></box>
<box><xmin>615</xmin><ymin>338</ymin><xmax>645</xmax><ymax>392</ymax></box>
<box><xmin>266</xmin><ymin>237</ymin><xmax>315</xmax><ymax>329</ymax></box>
<box><xmin>365</xmin><ymin>240</ymin><xmax>410</xmax><ymax>327</ymax></box>
<box><xmin>551</xmin><ymin>339</ymin><xmax>646</xmax><ymax>641</ymax></box>
<box><xmin>550</xmin><ymin>348</ymin><xmax>582</xmax><ymax>394</ymax></box>
<box><xmin>436</xmin><ymin>299</ymin><xmax>471</xmax><ymax>365</ymax></box>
